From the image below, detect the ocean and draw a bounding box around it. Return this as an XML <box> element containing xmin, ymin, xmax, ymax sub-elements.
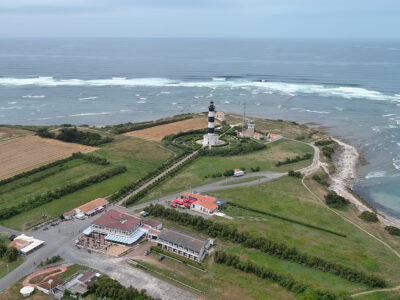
<box><xmin>0</xmin><ymin>38</ymin><xmax>399</xmax><ymax>218</ymax></box>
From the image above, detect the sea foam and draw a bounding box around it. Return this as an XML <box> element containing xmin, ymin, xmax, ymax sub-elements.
<box><xmin>0</xmin><ymin>77</ymin><xmax>397</xmax><ymax>102</ymax></box>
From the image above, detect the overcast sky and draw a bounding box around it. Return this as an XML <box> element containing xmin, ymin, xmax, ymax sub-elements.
<box><xmin>0</xmin><ymin>0</ymin><xmax>399</xmax><ymax>39</ymax></box>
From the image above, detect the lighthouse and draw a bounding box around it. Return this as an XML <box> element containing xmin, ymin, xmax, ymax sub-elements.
<box><xmin>203</xmin><ymin>100</ymin><xmax>219</xmax><ymax>146</ymax></box>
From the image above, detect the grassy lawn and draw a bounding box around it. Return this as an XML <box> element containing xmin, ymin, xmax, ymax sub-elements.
<box><xmin>0</xmin><ymin>257</ymin><xmax>24</xmax><ymax>280</ymax></box>
<box><xmin>210</xmin><ymin>176</ymin><xmax>400</xmax><ymax>286</ymax></box>
<box><xmin>0</xmin><ymin>159</ymin><xmax>107</xmax><ymax>209</ymax></box>
<box><xmin>226</xmin><ymin>246</ymin><xmax>366</xmax><ymax>294</ymax></box>
<box><xmin>355</xmin><ymin>291</ymin><xmax>400</xmax><ymax>300</ymax></box>
<box><xmin>132</xmin><ymin>253</ymin><xmax>295</xmax><ymax>300</ymax></box>
<box><xmin>0</xmin><ymin>135</ymin><xmax>173</xmax><ymax>230</ymax></box>
<box><xmin>138</xmin><ymin>138</ymin><xmax>314</xmax><ymax>203</ymax></box>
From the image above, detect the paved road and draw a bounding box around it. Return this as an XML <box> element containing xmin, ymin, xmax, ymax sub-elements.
<box><xmin>0</xmin><ymin>216</ymin><xmax>195</xmax><ymax>300</ymax></box>
<box><xmin>0</xmin><ymin>138</ymin><xmax>320</xmax><ymax>298</ymax></box>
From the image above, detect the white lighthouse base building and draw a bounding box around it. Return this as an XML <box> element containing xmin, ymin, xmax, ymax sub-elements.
<box><xmin>203</xmin><ymin>134</ymin><xmax>219</xmax><ymax>146</ymax></box>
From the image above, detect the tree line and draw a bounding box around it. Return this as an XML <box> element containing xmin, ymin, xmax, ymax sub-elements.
<box><xmin>112</xmin><ymin>114</ymin><xmax>194</xmax><ymax>134</ymax></box>
<box><xmin>145</xmin><ymin>204</ymin><xmax>385</xmax><ymax>288</ymax></box>
<box><xmin>124</xmin><ymin>152</ymin><xmax>201</xmax><ymax>206</ymax></box>
<box><xmin>214</xmin><ymin>251</ymin><xmax>343</xmax><ymax>300</ymax></box>
<box><xmin>37</xmin><ymin>127</ymin><xmax>113</xmax><ymax>146</ymax></box>
<box><xmin>87</xmin><ymin>276</ymin><xmax>157</xmax><ymax>300</ymax></box>
<box><xmin>276</xmin><ymin>153</ymin><xmax>312</xmax><ymax>167</ymax></box>
<box><xmin>110</xmin><ymin>150</ymin><xmax>190</xmax><ymax>202</ymax></box>
<box><xmin>200</xmin><ymin>140</ymin><xmax>266</xmax><ymax>157</ymax></box>
<box><xmin>0</xmin><ymin>152</ymin><xmax>109</xmax><ymax>188</ymax></box>
<box><xmin>0</xmin><ymin>166</ymin><xmax>127</xmax><ymax>220</ymax></box>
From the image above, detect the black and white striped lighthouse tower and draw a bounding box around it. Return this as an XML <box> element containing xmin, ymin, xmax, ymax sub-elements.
<box><xmin>203</xmin><ymin>100</ymin><xmax>219</xmax><ymax>146</ymax></box>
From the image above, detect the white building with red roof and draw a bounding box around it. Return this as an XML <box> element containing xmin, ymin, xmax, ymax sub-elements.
<box><xmin>181</xmin><ymin>192</ymin><xmax>227</xmax><ymax>214</ymax></box>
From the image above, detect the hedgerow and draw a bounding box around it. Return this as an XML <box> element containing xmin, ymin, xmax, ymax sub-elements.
<box><xmin>145</xmin><ymin>204</ymin><xmax>385</xmax><ymax>288</ymax></box>
<box><xmin>0</xmin><ymin>166</ymin><xmax>126</xmax><ymax>220</ymax></box>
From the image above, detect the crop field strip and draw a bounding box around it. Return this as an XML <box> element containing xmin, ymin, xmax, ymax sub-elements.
<box><xmin>0</xmin><ymin>135</ymin><xmax>97</xmax><ymax>180</ymax></box>
<box><xmin>123</xmin><ymin>117</ymin><xmax>219</xmax><ymax>141</ymax></box>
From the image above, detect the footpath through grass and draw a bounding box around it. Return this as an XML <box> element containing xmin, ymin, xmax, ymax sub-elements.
<box><xmin>210</xmin><ymin>176</ymin><xmax>400</xmax><ymax>286</ymax></box>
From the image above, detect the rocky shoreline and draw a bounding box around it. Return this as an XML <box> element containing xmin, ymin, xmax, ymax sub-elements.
<box><xmin>329</xmin><ymin>137</ymin><xmax>400</xmax><ymax>228</ymax></box>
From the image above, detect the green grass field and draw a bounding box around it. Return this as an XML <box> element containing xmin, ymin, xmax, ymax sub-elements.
<box><xmin>139</xmin><ymin>138</ymin><xmax>314</xmax><ymax>203</ymax></box>
<box><xmin>0</xmin><ymin>159</ymin><xmax>107</xmax><ymax>209</ymax></box>
<box><xmin>210</xmin><ymin>176</ymin><xmax>400</xmax><ymax>286</ymax></box>
<box><xmin>133</xmin><ymin>254</ymin><xmax>295</xmax><ymax>300</ymax></box>
<box><xmin>0</xmin><ymin>135</ymin><xmax>173</xmax><ymax>230</ymax></box>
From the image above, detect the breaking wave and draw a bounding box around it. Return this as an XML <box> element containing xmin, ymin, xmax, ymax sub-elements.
<box><xmin>365</xmin><ymin>171</ymin><xmax>387</xmax><ymax>179</ymax></box>
<box><xmin>0</xmin><ymin>76</ymin><xmax>398</xmax><ymax>102</ymax></box>
<box><xmin>22</xmin><ymin>94</ymin><xmax>46</xmax><ymax>98</ymax></box>
<box><xmin>78</xmin><ymin>96</ymin><xmax>98</xmax><ymax>101</ymax></box>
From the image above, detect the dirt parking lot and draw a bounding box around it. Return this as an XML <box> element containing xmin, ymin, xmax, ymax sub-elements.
<box><xmin>123</xmin><ymin>118</ymin><xmax>219</xmax><ymax>142</ymax></box>
<box><xmin>0</xmin><ymin>135</ymin><xmax>98</xmax><ymax>180</ymax></box>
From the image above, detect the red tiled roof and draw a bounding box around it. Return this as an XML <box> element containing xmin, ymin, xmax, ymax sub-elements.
<box><xmin>149</xmin><ymin>229</ymin><xmax>161</xmax><ymax>235</ymax></box>
<box><xmin>8</xmin><ymin>239</ymin><xmax>30</xmax><ymax>250</ymax></box>
<box><xmin>77</xmin><ymin>198</ymin><xmax>108</xmax><ymax>214</ymax></box>
<box><xmin>143</xmin><ymin>219</ymin><xmax>161</xmax><ymax>228</ymax></box>
<box><xmin>93</xmin><ymin>210</ymin><xmax>141</xmax><ymax>231</ymax></box>
<box><xmin>181</xmin><ymin>192</ymin><xmax>218</xmax><ymax>211</ymax></box>
<box><xmin>268</xmin><ymin>133</ymin><xmax>282</xmax><ymax>140</ymax></box>
<box><xmin>78</xmin><ymin>272</ymin><xmax>97</xmax><ymax>283</ymax></box>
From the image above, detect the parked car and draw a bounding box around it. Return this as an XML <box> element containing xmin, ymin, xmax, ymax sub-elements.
<box><xmin>8</xmin><ymin>234</ymin><xmax>16</xmax><ymax>241</ymax></box>
<box><xmin>158</xmin><ymin>255</ymin><xmax>165</xmax><ymax>261</ymax></box>
<box><xmin>144</xmin><ymin>250</ymin><xmax>151</xmax><ymax>256</ymax></box>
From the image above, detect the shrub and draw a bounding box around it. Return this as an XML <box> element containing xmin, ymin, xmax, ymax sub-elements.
<box><xmin>312</xmin><ymin>174</ymin><xmax>329</xmax><ymax>187</ymax></box>
<box><xmin>315</xmin><ymin>140</ymin><xmax>333</xmax><ymax>146</ymax></box>
<box><xmin>359</xmin><ymin>211</ymin><xmax>379</xmax><ymax>223</ymax></box>
<box><xmin>36</xmin><ymin>127</ymin><xmax>55</xmax><ymax>138</ymax></box>
<box><xmin>4</xmin><ymin>247</ymin><xmax>18</xmax><ymax>262</ymax></box>
<box><xmin>276</xmin><ymin>153</ymin><xmax>312</xmax><ymax>167</ymax></box>
<box><xmin>325</xmin><ymin>191</ymin><xmax>350</xmax><ymax>209</ymax></box>
<box><xmin>385</xmin><ymin>226</ymin><xmax>400</xmax><ymax>236</ymax></box>
<box><xmin>288</xmin><ymin>170</ymin><xmax>302</xmax><ymax>178</ymax></box>
<box><xmin>322</xmin><ymin>146</ymin><xmax>335</xmax><ymax>159</ymax></box>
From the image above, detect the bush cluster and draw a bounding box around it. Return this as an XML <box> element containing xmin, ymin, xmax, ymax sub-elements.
<box><xmin>0</xmin><ymin>166</ymin><xmax>127</xmax><ymax>220</ymax></box>
<box><xmin>324</xmin><ymin>191</ymin><xmax>350</xmax><ymax>209</ymax></box>
<box><xmin>37</xmin><ymin>127</ymin><xmax>113</xmax><ymax>146</ymax></box>
<box><xmin>215</xmin><ymin>251</ymin><xmax>342</xmax><ymax>299</ymax></box>
<box><xmin>315</xmin><ymin>140</ymin><xmax>333</xmax><ymax>146</ymax></box>
<box><xmin>312</xmin><ymin>174</ymin><xmax>329</xmax><ymax>187</ymax></box>
<box><xmin>38</xmin><ymin>255</ymin><xmax>62</xmax><ymax>267</ymax></box>
<box><xmin>385</xmin><ymin>226</ymin><xmax>400</xmax><ymax>236</ymax></box>
<box><xmin>205</xmin><ymin>169</ymin><xmax>235</xmax><ymax>179</ymax></box>
<box><xmin>288</xmin><ymin>170</ymin><xmax>302</xmax><ymax>178</ymax></box>
<box><xmin>150</xmin><ymin>246</ymin><xmax>205</xmax><ymax>270</ymax></box>
<box><xmin>201</xmin><ymin>140</ymin><xmax>265</xmax><ymax>157</ymax></box>
<box><xmin>71</xmin><ymin>152</ymin><xmax>110</xmax><ymax>165</ymax></box>
<box><xmin>113</xmin><ymin>114</ymin><xmax>194</xmax><ymax>134</ymax></box>
<box><xmin>0</xmin><ymin>240</ymin><xmax>18</xmax><ymax>262</ymax></box>
<box><xmin>322</xmin><ymin>146</ymin><xmax>335</xmax><ymax>159</ymax></box>
<box><xmin>87</xmin><ymin>276</ymin><xmax>157</xmax><ymax>300</ymax></box>
<box><xmin>359</xmin><ymin>211</ymin><xmax>379</xmax><ymax>223</ymax></box>
<box><xmin>276</xmin><ymin>153</ymin><xmax>312</xmax><ymax>167</ymax></box>
<box><xmin>145</xmin><ymin>204</ymin><xmax>385</xmax><ymax>287</ymax></box>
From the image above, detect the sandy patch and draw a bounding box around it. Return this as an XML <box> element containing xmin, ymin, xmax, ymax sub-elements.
<box><xmin>0</xmin><ymin>136</ymin><xmax>97</xmax><ymax>180</ymax></box>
